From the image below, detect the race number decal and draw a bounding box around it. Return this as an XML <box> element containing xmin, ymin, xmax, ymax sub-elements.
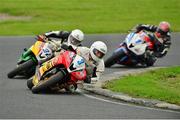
<box><xmin>39</xmin><ymin>47</ymin><xmax>52</xmax><ymax>59</ymax></box>
<box><xmin>77</xmin><ymin>59</ymin><xmax>84</xmax><ymax>65</ymax></box>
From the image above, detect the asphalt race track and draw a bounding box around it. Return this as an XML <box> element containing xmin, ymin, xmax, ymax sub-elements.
<box><xmin>0</xmin><ymin>33</ymin><xmax>180</xmax><ymax>119</ymax></box>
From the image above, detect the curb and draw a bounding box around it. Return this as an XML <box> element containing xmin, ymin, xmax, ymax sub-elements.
<box><xmin>82</xmin><ymin>67</ymin><xmax>180</xmax><ymax>112</ymax></box>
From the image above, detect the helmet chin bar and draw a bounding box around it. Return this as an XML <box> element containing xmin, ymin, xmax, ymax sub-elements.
<box><xmin>93</xmin><ymin>48</ymin><xmax>104</xmax><ymax>59</ymax></box>
<box><xmin>91</xmin><ymin>51</ymin><xmax>101</xmax><ymax>63</ymax></box>
<box><xmin>89</xmin><ymin>54</ymin><xmax>97</xmax><ymax>64</ymax></box>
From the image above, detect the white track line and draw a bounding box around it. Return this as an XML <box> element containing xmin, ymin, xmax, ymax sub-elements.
<box><xmin>77</xmin><ymin>89</ymin><xmax>180</xmax><ymax>114</ymax></box>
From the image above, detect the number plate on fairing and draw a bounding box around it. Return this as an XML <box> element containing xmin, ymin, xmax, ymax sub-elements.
<box><xmin>36</xmin><ymin>45</ymin><xmax>53</xmax><ymax>61</ymax></box>
<box><xmin>68</xmin><ymin>55</ymin><xmax>85</xmax><ymax>72</ymax></box>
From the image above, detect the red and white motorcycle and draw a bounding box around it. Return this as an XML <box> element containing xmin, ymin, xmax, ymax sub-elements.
<box><xmin>105</xmin><ymin>31</ymin><xmax>156</xmax><ymax>67</ymax></box>
<box><xmin>27</xmin><ymin>50</ymin><xmax>87</xmax><ymax>94</ymax></box>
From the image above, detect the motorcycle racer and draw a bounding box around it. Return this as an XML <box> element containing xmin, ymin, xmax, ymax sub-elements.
<box><xmin>30</xmin><ymin>48</ymin><xmax>87</xmax><ymax>93</ymax></box>
<box><xmin>34</xmin><ymin>41</ymin><xmax>107</xmax><ymax>86</ymax></box>
<box><xmin>116</xmin><ymin>21</ymin><xmax>172</xmax><ymax>66</ymax></box>
<box><xmin>134</xmin><ymin>21</ymin><xmax>171</xmax><ymax>58</ymax></box>
<box><xmin>36</xmin><ymin>29</ymin><xmax>84</xmax><ymax>63</ymax></box>
<box><xmin>106</xmin><ymin>30</ymin><xmax>157</xmax><ymax>67</ymax></box>
<box><xmin>76</xmin><ymin>41</ymin><xmax>107</xmax><ymax>84</ymax></box>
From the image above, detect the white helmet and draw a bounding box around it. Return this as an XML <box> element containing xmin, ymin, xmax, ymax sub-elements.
<box><xmin>90</xmin><ymin>41</ymin><xmax>107</xmax><ymax>63</ymax></box>
<box><xmin>67</xmin><ymin>29</ymin><xmax>84</xmax><ymax>49</ymax></box>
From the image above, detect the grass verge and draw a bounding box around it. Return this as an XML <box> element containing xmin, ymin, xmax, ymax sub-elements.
<box><xmin>0</xmin><ymin>0</ymin><xmax>180</xmax><ymax>35</ymax></box>
<box><xmin>103</xmin><ymin>66</ymin><xmax>180</xmax><ymax>105</ymax></box>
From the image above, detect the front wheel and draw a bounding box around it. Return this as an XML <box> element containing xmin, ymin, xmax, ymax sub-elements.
<box><xmin>7</xmin><ymin>59</ymin><xmax>35</xmax><ymax>78</ymax></box>
<box><xmin>105</xmin><ymin>50</ymin><xmax>126</xmax><ymax>67</ymax></box>
<box><xmin>31</xmin><ymin>71</ymin><xmax>65</xmax><ymax>94</ymax></box>
<box><xmin>27</xmin><ymin>78</ymin><xmax>34</xmax><ymax>90</ymax></box>
<box><xmin>143</xmin><ymin>50</ymin><xmax>157</xmax><ymax>67</ymax></box>
<box><xmin>145</xmin><ymin>57</ymin><xmax>156</xmax><ymax>67</ymax></box>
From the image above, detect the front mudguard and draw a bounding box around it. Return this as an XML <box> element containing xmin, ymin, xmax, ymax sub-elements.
<box><xmin>113</xmin><ymin>46</ymin><xmax>129</xmax><ymax>62</ymax></box>
<box><xmin>113</xmin><ymin>45</ymin><xmax>142</xmax><ymax>66</ymax></box>
<box><xmin>142</xmin><ymin>50</ymin><xmax>157</xmax><ymax>67</ymax></box>
<box><xmin>18</xmin><ymin>48</ymin><xmax>37</xmax><ymax>65</ymax></box>
<box><xmin>17</xmin><ymin>48</ymin><xmax>37</xmax><ymax>76</ymax></box>
<box><xmin>105</xmin><ymin>46</ymin><xmax>127</xmax><ymax>67</ymax></box>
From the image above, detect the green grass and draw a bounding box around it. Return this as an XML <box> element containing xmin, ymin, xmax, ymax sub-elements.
<box><xmin>103</xmin><ymin>66</ymin><xmax>180</xmax><ymax>105</ymax></box>
<box><xmin>0</xmin><ymin>0</ymin><xmax>180</xmax><ymax>35</ymax></box>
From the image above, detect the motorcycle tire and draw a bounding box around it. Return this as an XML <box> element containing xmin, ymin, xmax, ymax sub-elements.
<box><xmin>31</xmin><ymin>71</ymin><xmax>65</xmax><ymax>94</ymax></box>
<box><xmin>105</xmin><ymin>50</ymin><xmax>125</xmax><ymax>67</ymax></box>
<box><xmin>65</xmin><ymin>84</ymin><xmax>77</xmax><ymax>93</ymax></box>
<box><xmin>27</xmin><ymin>78</ymin><xmax>34</xmax><ymax>90</ymax></box>
<box><xmin>145</xmin><ymin>60</ymin><xmax>155</xmax><ymax>67</ymax></box>
<box><xmin>146</xmin><ymin>51</ymin><xmax>156</xmax><ymax>67</ymax></box>
<box><xmin>7</xmin><ymin>59</ymin><xmax>35</xmax><ymax>78</ymax></box>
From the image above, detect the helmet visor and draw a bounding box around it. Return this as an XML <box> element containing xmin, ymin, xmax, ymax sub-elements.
<box><xmin>69</xmin><ymin>35</ymin><xmax>81</xmax><ymax>46</ymax></box>
<box><xmin>93</xmin><ymin>48</ymin><xmax>105</xmax><ymax>59</ymax></box>
<box><xmin>157</xmin><ymin>28</ymin><xmax>167</xmax><ymax>37</ymax></box>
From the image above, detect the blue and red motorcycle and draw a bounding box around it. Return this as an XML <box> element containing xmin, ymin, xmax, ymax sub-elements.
<box><xmin>105</xmin><ymin>31</ymin><xmax>156</xmax><ymax>67</ymax></box>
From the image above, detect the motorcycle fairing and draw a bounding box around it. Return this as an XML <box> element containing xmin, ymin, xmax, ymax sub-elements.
<box><xmin>53</xmin><ymin>51</ymin><xmax>87</xmax><ymax>82</ymax></box>
<box><xmin>125</xmin><ymin>32</ymin><xmax>148</xmax><ymax>55</ymax></box>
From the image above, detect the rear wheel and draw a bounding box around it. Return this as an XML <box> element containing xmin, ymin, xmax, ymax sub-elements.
<box><xmin>31</xmin><ymin>71</ymin><xmax>65</xmax><ymax>94</ymax></box>
<box><xmin>7</xmin><ymin>59</ymin><xmax>35</xmax><ymax>78</ymax></box>
<box><xmin>105</xmin><ymin>50</ymin><xmax>125</xmax><ymax>67</ymax></box>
